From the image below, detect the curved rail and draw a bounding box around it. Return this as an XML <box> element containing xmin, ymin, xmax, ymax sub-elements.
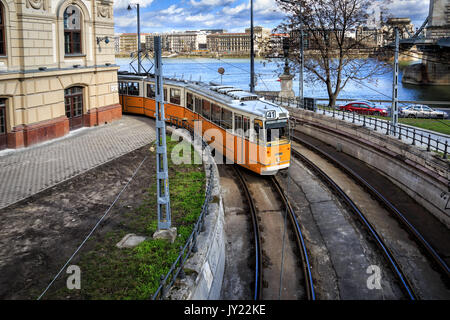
<box><xmin>290</xmin><ymin>146</ymin><xmax>418</xmax><ymax>300</ymax></box>
<box><xmin>233</xmin><ymin>166</ymin><xmax>263</xmax><ymax>300</ymax></box>
<box><xmin>292</xmin><ymin>133</ymin><xmax>450</xmax><ymax>280</ymax></box>
<box><xmin>270</xmin><ymin>176</ymin><xmax>316</xmax><ymax>300</ymax></box>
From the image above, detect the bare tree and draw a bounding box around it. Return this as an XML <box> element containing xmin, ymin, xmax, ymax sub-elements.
<box><xmin>275</xmin><ymin>0</ymin><xmax>391</xmax><ymax>107</ymax></box>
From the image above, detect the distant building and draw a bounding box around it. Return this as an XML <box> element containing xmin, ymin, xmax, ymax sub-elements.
<box><xmin>356</xmin><ymin>27</ymin><xmax>384</xmax><ymax>48</ymax></box>
<box><xmin>207</xmin><ymin>33</ymin><xmax>251</xmax><ymax>54</ymax></box>
<box><xmin>118</xmin><ymin>33</ymin><xmax>149</xmax><ymax>55</ymax></box>
<box><xmin>207</xmin><ymin>26</ymin><xmax>270</xmax><ymax>55</ymax></box>
<box><xmin>200</xmin><ymin>29</ymin><xmax>227</xmax><ymax>34</ymax></box>
<box><xmin>145</xmin><ymin>31</ymin><xmax>208</xmax><ymax>53</ymax></box>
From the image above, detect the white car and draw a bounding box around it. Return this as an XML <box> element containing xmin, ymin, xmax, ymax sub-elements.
<box><xmin>400</xmin><ymin>105</ymin><xmax>448</xmax><ymax>119</ymax></box>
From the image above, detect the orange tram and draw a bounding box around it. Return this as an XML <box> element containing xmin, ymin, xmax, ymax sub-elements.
<box><xmin>118</xmin><ymin>71</ymin><xmax>291</xmax><ymax>175</ymax></box>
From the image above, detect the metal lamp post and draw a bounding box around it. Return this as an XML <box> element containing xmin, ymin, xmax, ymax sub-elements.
<box><xmin>128</xmin><ymin>3</ymin><xmax>142</xmax><ymax>74</ymax></box>
<box><xmin>280</xmin><ymin>0</ymin><xmax>304</xmax><ymax>107</ymax></box>
<box><xmin>250</xmin><ymin>0</ymin><xmax>255</xmax><ymax>93</ymax></box>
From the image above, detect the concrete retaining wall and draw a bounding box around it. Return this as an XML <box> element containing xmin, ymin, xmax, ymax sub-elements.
<box><xmin>288</xmin><ymin>107</ymin><xmax>450</xmax><ymax>228</ymax></box>
<box><xmin>165</xmin><ymin>126</ymin><xmax>226</xmax><ymax>300</ymax></box>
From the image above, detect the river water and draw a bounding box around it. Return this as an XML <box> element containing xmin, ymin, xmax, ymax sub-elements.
<box><xmin>116</xmin><ymin>57</ymin><xmax>450</xmax><ymax>105</ymax></box>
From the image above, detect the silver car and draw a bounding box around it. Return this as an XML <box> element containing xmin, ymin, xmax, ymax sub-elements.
<box><xmin>400</xmin><ymin>105</ymin><xmax>448</xmax><ymax>119</ymax></box>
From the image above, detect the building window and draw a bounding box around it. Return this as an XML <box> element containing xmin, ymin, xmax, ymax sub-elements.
<box><xmin>0</xmin><ymin>4</ymin><xmax>5</xmax><ymax>56</ymax></box>
<box><xmin>64</xmin><ymin>5</ymin><xmax>82</xmax><ymax>55</ymax></box>
<box><xmin>64</xmin><ymin>86</ymin><xmax>84</xmax><ymax>129</ymax></box>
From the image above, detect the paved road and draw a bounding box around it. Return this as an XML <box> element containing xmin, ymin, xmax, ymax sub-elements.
<box><xmin>0</xmin><ymin>115</ymin><xmax>156</xmax><ymax>209</ymax></box>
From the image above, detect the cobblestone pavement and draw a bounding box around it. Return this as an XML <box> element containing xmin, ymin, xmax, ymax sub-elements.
<box><xmin>0</xmin><ymin>115</ymin><xmax>156</xmax><ymax>209</ymax></box>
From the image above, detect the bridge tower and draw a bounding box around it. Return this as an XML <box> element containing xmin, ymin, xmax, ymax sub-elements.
<box><xmin>402</xmin><ymin>0</ymin><xmax>450</xmax><ymax>85</ymax></box>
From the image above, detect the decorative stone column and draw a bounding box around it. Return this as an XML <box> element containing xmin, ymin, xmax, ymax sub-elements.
<box><xmin>278</xmin><ymin>60</ymin><xmax>295</xmax><ymax>99</ymax></box>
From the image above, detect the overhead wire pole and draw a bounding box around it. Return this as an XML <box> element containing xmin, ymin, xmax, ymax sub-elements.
<box><xmin>250</xmin><ymin>0</ymin><xmax>255</xmax><ymax>93</ymax></box>
<box><xmin>154</xmin><ymin>36</ymin><xmax>171</xmax><ymax>230</ymax></box>
<box><xmin>391</xmin><ymin>26</ymin><xmax>400</xmax><ymax>135</ymax></box>
<box><xmin>137</xmin><ymin>3</ymin><xmax>141</xmax><ymax>74</ymax></box>
<box><xmin>299</xmin><ymin>21</ymin><xmax>304</xmax><ymax>107</ymax></box>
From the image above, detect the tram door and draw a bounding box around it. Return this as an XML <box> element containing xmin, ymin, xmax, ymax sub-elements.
<box><xmin>0</xmin><ymin>98</ymin><xmax>7</xmax><ymax>150</ymax></box>
<box><xmin>64</xmin><ymin>87</ymin><xmax>84</xmax><ymax>130</ymax></box>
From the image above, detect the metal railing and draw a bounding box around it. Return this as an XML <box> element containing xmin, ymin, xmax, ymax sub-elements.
<box><xmin>151</xmin><ymin>116</ymin><xmax>215</xmax><ymax>300</ymax></box>
<box><xmin>262</xmin><ymin>94</ymin><xmax>449</xmax><ymax>159</ymax></box>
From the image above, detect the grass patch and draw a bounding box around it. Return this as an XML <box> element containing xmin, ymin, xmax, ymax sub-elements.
<box><xmin>47</xmin><ymin>136</ymin><xmax>205</xmax><ymax>300</ymax></box>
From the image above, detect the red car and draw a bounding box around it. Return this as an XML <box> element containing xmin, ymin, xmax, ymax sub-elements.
<box><xmin>339</xmin><ymin>101</ymin><xmax>388</xmax><ymax>116</ymax></box>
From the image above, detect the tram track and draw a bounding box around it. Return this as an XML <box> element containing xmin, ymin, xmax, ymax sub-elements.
<box><xmin>290</xmin><ymin>145</ymin><xmax>417</xmax><ymax>300</ymax></box>
<box><xmin>290</xmin><ymin>130</ymin><xmax>450</xmax><ymax>299</ymax></box>
<box><xmin>232</xmin><ymin>166</ymin><xmax>315</xmax><ymax>300</ymax></box>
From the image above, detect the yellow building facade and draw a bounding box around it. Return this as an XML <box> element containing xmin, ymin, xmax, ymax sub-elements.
<box><xmin>0</xmin><ymin>0</ymin><xmax>120</xmax><ymax>150</ymax></box>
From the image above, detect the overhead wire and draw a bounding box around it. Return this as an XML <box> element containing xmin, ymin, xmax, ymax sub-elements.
<box><xmin>36</xmin><ymin>155</ymin><xmax>148</xmax><ymax>300</ymax></box>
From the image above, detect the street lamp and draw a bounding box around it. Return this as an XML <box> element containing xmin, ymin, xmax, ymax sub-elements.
<box><xmin>250</xmin><ymin>0</ymin><xmax>255</xmax><ymax>93</ymax></box>
<box><xmin>128</xmin><ymin>2</ymin><xmax>142</xmax><ymax>74</ymax></box>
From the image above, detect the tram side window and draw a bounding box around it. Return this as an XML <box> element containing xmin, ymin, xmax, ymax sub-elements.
<box><xmin>243</xmin><ymin>117</ymin><xmax>250</xmax><ymax>138</ymax></box>
<box><xmin>186</xmin><ymin>92</ymin><xmax>194</xmax><ymax>111</ymax></box>
<box><xmin>170</xmin><ymin>88</ymin><xmax>181</xmax><ymax>105</ymax></box>
<box><xmin>234</xmin><ymin>114</ymin><xmax>243</xmax><ymax>134</ymax></box>
<box><xmin>254</xmin><ymin>119</ymin><xmax>263</xmax><ymax>142</ymax></box>
<box><xmin>222</xmin><ymin>108</ymin><xmax>232</xmax><ymax>130</ymax></box>
<box><xmin>194</xmin><ymin>97</ymin><xmax>202</xmax><ymax>114</ymax></box>
<box><xmin>211</xmin><ymin>103</ymin><xmax>221</xmax><ymax>125</ymax></box>
<box><xmin>119</xmin><ymin>82</ymin><xmax>126</xmax><ymax>94</ymax></box>
<box><xmin>128</xmin><ymin>82</ymin><xmax>140</xmax><ymax>96</ymax></box>
<box><xmin>147</xmin><ymin>84</ymin><xmax>156</xmax><ymax>98</ymax></box>
<box><xmin>164</xmin><ymin>88</ymin><xmax>168</xmax><ymax>102</ymax></box>
<box><xmin>202</xmin><ymin>100</ymin><xmax>211</xmax><ymax>120</ymax></box>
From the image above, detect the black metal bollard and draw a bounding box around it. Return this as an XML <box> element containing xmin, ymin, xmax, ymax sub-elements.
<box><xmin>412</xmin><ymin>129</ymin><xmax>416</xmax><ymax>146</ymax></box>
<box><xmin>374</xmin><ymin>118</ymin><xmax>377</xmax><ymax>131</ymax></box>
<box><xmin>178</xmin><ymin>246</ymin><xmax>186</xmax><ymax>279</ymax></box>
<box><xmin>444</xmin><ymin>141</ymin><xmax>448</xmax><ymax>159</ymax></box>
<box><xmin>427</xmin><ymin>134</ymin><xmax>431</xmax><ymax>152</ymax></box>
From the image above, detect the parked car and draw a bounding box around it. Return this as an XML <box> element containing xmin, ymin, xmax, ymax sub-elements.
<box><xmin>339</xmin><ymin>100</ymin><xmax>389</xmax><ymax>116</ymax></box>
<box><xmin>400</xmin><ymin>105</ymin><xmax>448</xmax><ymax>119</ymax></box>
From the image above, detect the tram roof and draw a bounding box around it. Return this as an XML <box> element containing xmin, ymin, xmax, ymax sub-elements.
<box><xmin>117</xmin><ymin>72</ymin><xmax>289</xmax><ymax>119</ymax></box>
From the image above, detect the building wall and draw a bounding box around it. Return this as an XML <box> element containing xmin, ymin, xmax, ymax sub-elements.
<box><xmin>0</xmin><ymin>0</ymin><xmax>120</xmax><ymax>149</ymax></box>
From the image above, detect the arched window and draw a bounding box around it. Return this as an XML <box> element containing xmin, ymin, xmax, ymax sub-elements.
<box><xmin>0</xmin><ymin>3</ymin><xmax>5</xmax><ymax>55</ymax></box>
<box><xmin>64</xmin><ymin>5</ymin><xmax>82</xmax><ymax>55</ymax></box>
<box><xmin>64</xmin><ymin>86</ymin><xmax>84</xmax><ymax>129</ymax></box>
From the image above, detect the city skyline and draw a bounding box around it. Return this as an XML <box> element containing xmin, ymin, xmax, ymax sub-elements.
<box><xmin>113</xmin><ymin>0</ymin><xmax>431</xmax><ymax>34</ymax></box>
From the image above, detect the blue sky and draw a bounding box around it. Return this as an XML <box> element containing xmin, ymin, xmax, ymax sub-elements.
<box><xmin>113</xmin><ymin>0</ymin><xmax>430</xmax><ymax>34</ymax></box>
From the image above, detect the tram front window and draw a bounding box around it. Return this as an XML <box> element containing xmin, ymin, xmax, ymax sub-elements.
<box><xmin>265</xmin><ymin>119</ymin><xmax>289</xmax><ymax>143</ymax></box>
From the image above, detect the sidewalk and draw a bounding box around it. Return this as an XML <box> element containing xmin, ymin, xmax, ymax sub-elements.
<box><xmin>0</xmin><ymin>115</ymin><xmax>156</xmax><ymax>209</ymax></box>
